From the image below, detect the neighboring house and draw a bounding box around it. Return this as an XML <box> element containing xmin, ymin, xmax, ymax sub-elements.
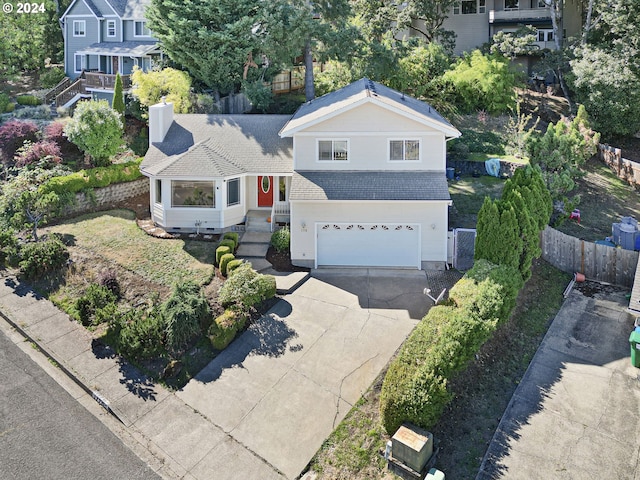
<box><xmin>141</xmin><ymin>79</ymin><xmax>461</xmax><ymax>270</ymax></box>
<box><xmin>411</xmin><ymin>0</ymin><xmax>582</xmax><ymax>59</ymax></box>
<box><xmin>56</xmin><ymin>0</ymin><xmax>161</xmax><ymax>106</ymax></box>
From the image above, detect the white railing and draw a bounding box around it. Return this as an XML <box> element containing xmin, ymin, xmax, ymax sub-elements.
<box><xmin>270</xmin><ymin>201</ymin><xmax>290</xmax><ymax>232</ymax></box>
<box><xmin>489</xmin><ymin>7</ymin><xmax>551</xmax><ymax>22</ymax></box>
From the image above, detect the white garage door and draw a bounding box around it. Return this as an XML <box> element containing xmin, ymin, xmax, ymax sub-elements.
<box><xmin>316</xmin><ymin>222</ymin><xmax>420</xmax><ymax>268</ymax></box>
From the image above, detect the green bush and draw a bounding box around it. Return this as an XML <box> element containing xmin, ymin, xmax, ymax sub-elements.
<box><xmin>75</xmin><ymin>283</ymin><xmax>117</xmax><ymax>326</ymax></box>
<box><xmin>41</xmin><ymin>159</ymin><xmax>143</xmax><ymax>195</ymax></box>
<box><xmin>218</xmin><ymin>238</ymin><xmax>236</xmax><ymax>252</ymax></box>
<box><xmin>215</xmin><ymin>245</ymin><xmax>231</xmax><ymax>265</ymax></box>
<box><xmin>16</xmin><ymin>95</ymin><xmax>42</xmax><ymax>106</ymax></box>
<box><xmin>226</xmin><ymin>259</ymin><xmax>243</xmax><ymax>274</ymax></box>
<box><xmin>218</xmin><ymin>263</ymin><xmax>276</xmax><ymax>308</ymax></box>
<box><xmin>109</xmin><ymin>307</ymin><xmax>165</xmax><ymax>361</ymax></box>
<box><xmin>18</xmin><ymin>236</ymin><xmax>68</xmax><ymax>279</ymax></box>
<box><xmin>0</xmin><ymin>93</ymin><xmax>10</xmax><ymax>113</ymax></box>
<box><xmin>223</xmin><ymin>232</ymin><xmax>239</xmax><ymax>246</ymax></box>
<box><xmin>379</xmin><ymin>260</ymin><xmax>521</xmax><ymax>434</ymax></box>
<box><xmin>162</xmin><ymin>281</ymin><xmax>211</xmax><ymax>353</ymax></box>
<box><xmin>219</xmin><ymin>253</ymin><xmax>235</xmax><ymax>276</ymax></box>
<box><xmin>0</xmin><ymin>229</ymin><xmax>18</xmax><ymax>265</ymax></box>
<box><xmin>208</xmin><ymin>308</ymin><xmax>247</xmax><ymax>350</ymax></box>
<box><xmin>270</xmin><ymin>226</ymin><xmax>290</xmax><ymax>253</ymax></box>
<box><xmin>40</xmin><ymin>67</ymin><xmax>66</xmax><ymax>88</ymax></box>
<box><xmin>5</xmin><ymin>103</ymin><xmax>15</xmax><ymax>113</ymax></box>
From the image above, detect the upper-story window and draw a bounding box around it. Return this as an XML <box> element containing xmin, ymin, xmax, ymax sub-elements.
<box><xmin>107</xmin><ymin>20</ymin><xmax>116</xmax><ymax>37</ymax></box>
<box><xmin>73</xmin><ymin>20</ymin><xmax>86</xmax><ymax>37</ymax></box>
<box><xmin>389</xmin><ymin>139</ymin><xmax>420</xmax><ymax>162</ymax></box>
<box><xmin>134</xmin><ymin>21</ymin><xmax>151</xmax><ymax>37</ymax></box>
<box><xmin>318</xmin><ymin>139</ymin><xmax>348</xmax><ymax>162</ymax></box>
<box><xmin>505</xmin><ymin>0</ymin><xmax>519</xmax><ymax>9</ymax></box>
<box><xmin>453</xmin><ymin>0</ymin><xmax>485</xmax><ymax>14</ymax></box>
<box><xmin>537</xmin><ymin>29</ymin><xmax>554</xmax><ymax>42</ymax></box>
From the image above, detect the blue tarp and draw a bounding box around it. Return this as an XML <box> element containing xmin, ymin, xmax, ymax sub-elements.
<box><xmin>485</xmin><ymin>158</ymin><xmax>501</xmax><ymax>177</ymax></box>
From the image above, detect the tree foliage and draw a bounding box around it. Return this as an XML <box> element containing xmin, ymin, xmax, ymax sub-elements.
<box><xmin>112</xmin><ymin>72</ymin><xmax>126</xmax><ymax>121</ymax></box>
<box><xmin>395</xmin><ymin>0</ymin><xmax>457</xmax><ymax>52</ymax></box>
<box><xmin>490</xmin><ymin>25</ymin><xmax>538</xmax><ymax>59</ymax></box>
<box><xmin>130</xmin><ymin>67</ymin><xmax>193</xmax><ymax>114</ymax></box>
<box><xmin>64</xmin><ymin>100</ymin><xmax>123</xmax><ymax>166</ymax></box>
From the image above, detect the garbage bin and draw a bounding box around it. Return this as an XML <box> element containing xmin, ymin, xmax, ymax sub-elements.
<box><xmin>630</xmin><ymin>330</ymin><xmax>640</xmax><ymax>368</ymax></box>
<box><xmin>446</xmin><ymin>167</ymin><xmax>455</xmax><ymax>180</ymax></box>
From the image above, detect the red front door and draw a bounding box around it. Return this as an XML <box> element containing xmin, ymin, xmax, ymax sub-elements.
<box><xmin>257</xmin><ymin>176</ymin><xmax>273</xmax><ymax>207</ymax></box>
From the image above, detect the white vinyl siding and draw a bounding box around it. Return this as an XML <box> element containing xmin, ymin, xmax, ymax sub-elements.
<box><xmin>317</xmin><ymin>139</ymin><xmax>349</xmax><ymax>162</ymax></box>
<box><xmin>73</xmin><ymin>20</ymin><xmax>86</xmax><ymax>36</ymax></box>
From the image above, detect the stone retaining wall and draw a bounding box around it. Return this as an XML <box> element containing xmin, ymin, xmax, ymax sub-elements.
<box><xmin>61</xmin><ymin>177</ymin><xmax>149</xmax><ymax>217</ymax></box>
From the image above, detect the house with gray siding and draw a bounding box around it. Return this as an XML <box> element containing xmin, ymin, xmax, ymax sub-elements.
<box><xmin>58</xmin><ymin>0</ymin><xmax>161</xmax><ymax>104</ymax></box>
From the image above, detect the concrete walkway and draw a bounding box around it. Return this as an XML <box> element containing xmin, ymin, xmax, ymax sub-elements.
<box><xmin>0</xmin><ymin>267</ymin><xmax>455</xmax><ymax>480</ymax></box>
<box><xmin>476</xmin><ymin>283</ymin><xmax>640</xmax><ymax>480</ymax></box>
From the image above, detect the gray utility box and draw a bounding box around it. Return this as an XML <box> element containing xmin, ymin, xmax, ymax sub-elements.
<box><xmin>391</xmin><ymin>423</ymin><xmax>434</xmax><ymax>473</ymax></box>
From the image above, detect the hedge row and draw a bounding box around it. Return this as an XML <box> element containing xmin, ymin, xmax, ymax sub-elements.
<box><xmin>379</xmin><ymin>259</ymin><xmax>523</xmax><ymax>434</ymax></box>
<box><xmin>41</xmin><ymin>158</ymin><xmax>143</xmax><ymax>195</ymax></box>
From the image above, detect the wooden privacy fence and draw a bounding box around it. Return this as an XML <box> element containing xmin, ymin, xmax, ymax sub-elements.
<box><xmin>541</xmin><ymin>226</ymin><xmax>639</xmax><ymax>287</ymax></box>
<box><xmin>599</xmin><ymin>143</ymin><xmax>640</xmax><ymax>188</ymax></box>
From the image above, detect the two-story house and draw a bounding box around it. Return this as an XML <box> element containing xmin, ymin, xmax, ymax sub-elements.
<box><xmin>141</xmin><ymin>78</ymin><xmax>461</xmax><ymax>270</ymax></box>
<box><xmin>411</xmin><ymin>0</ymin><xmax>582</xmax><ymax>64</ymax></box>
<box><xmin>57</xmin><ymin>0</ymin><xmax>160</xmax><ymax>106</ymax></box>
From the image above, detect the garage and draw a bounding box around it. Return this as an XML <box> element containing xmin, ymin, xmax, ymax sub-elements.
<box><xmin>316</xmin><ymin>222</ymin><xmax>421</xmax><ymax>268</ymax></box>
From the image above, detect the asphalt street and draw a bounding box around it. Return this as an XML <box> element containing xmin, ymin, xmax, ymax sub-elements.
<box><xmin>0</xmin><ymin>327</ymin><xmax>159</xmax><ymax>480</ymax></box>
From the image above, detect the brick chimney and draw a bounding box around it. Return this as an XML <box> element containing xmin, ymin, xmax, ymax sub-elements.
<box><xmin>148</xmin><ymin>97</ymin><xmax>173</xmax><ymax>144</ymax></box>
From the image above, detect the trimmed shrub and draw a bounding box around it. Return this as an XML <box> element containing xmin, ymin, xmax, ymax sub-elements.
<box><xmin>5</xmin><ymin>103</ymin><xmax>15</xmax><ymax>113</ymax></box>
<box><xmin>208</xmin><ymin>308</ymin><xmax>247</xmax><ymax>350</ymax></box>
<box><xmin>40</xmin><ymin>67</ymin><xmax>66</xmax><ymax>88</ymax></box>
<box><xmin>0</xmin><ymin>120</ymin><xmax>39</xmax><ymax>162</ymax></box>
<box><xmin>226</xmin><ymin>258</ymin><xmax>244</xmax><ymax>274</ymax></box>
<box><xmin>219</xmin><ymin>253</ymin><xmax>235</xmax><ymax>276</ymax></box>
<box><xmin>218</xmin><ymin>263</ymin><xmax>276</xmax><ymax>308</ymax></box>
<box><xmin>110</xmin><ymin>307</ymin><xmax>165</xmax><ymax>361</ymax></box>
<box><xmin>162</xmin><ymin>281</ymin><xmax>211</xmax><ymax>353</ymax></box>
<box><xmin>223</xmin><ymin>232</ymin><xmax>239</xmax><ymax>246</ymax></box>
<box><xmin>41</xmin><ymin>159</ymin><xmax>143</xmax><ymax>195</ymax></box>
<box><xmin>270</xmin><ymin>226</ymin><xmax>290</xmax><ymax>253</ymax></box>
<box><xmin>16</xmin><ymin>95</ymin><xmax>41</xmax><ymax>106</ymax></box>
<box><xmin>18</xmin><ymin>235</ymin><xmax>69</xmax><ymax>279</ymax></box>
<box><xmin>215</xmin><ymin>245</ymin><xmax>231</xmax><ymax>265</ymax></box>
<box><xmin>380</xmin><ymin>260</ymin><xmax>521</xmax><ymax>434</ymax></box>
<box><xmin>14</xmin><ymin>140</ymin><xmax>62</xmax><ymax>168</ymax></box>
<box><xmin>75</xmin><ymin>284</ymin><xmax>117</xmax><ymax>326</ymax></box>
<box><xmin>218</xmin><ymin>238</ymin><xmax>236</xmax><ymax>252</ymax></box>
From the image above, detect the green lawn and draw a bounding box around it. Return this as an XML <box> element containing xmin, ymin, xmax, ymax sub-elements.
<box><xmin>48</xmin><ymin>209</ymin><xmax>215</xmax><ymax>286</ymax></box>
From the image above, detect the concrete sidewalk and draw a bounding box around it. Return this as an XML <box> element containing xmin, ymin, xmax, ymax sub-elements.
<box><xmin>476</xmin><ymin>283</ymin><xmax>640</xmax><ymax>480</ymax></box>
<box><xmin>0</xmin><ymin>268</ymin><xmax>458</xmax><ymax>480</ymax></box>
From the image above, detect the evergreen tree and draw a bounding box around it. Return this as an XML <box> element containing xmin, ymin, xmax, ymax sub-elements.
<box><xmin>112</xmin><ymin>73</ymin><xmax>125</xmax><ymax>126</ymax></box>
<box><xmin>475</xmin><ymin>197</ymin><xmax>522</xmax><ymax>276</ymax></box>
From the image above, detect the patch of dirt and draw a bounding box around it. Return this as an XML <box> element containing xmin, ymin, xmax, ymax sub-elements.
<box><xmin>265</xmin><ymin>245</ymin><xmax>310</xmax><ymax>272</ymax></box>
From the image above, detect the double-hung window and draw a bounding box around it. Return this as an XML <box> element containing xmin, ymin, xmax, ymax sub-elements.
<box><xmin>389</xmin><ymin>139</ymin><xmax>420</xmax><ymax>162</ymax></box>
<box><xmin>107</xmin><ymin>20</ymin><xmax>116</xmax><ymax>37</ymax></box>
<box><xmin>73</xmin><ymin>20</ymin><xmax>86</xmax><ymax>37</ymax></box>
<box><xmin>318</xmin><ymin>139</ymin><xmax>348</xmax><ymax>162</ymax></box>
<box><xmin>227</xmin><ymin>178</ymin><xmax>240</xmax><ymax>207</ymax></box>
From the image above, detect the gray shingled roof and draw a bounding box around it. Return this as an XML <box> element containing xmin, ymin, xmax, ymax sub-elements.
<box><xmin>105</xmin><ymin>0</ymin><xmax>150</xmax><ymax>18</ymax></box>
<box><xmin>290</xmin><ymin>171</ymin><xmax>451</xmax><ymax>201</ymax></box>
<box><xmin>78</xmin><ymin>41</ymin><xmax>158</xmax><ymax>56</ymax></box>
<box><xmin>280</xmin><ymin>78</ymin><xmax>461</xmax><ymax>138</ymax></box>
<box><xmin>142</xmin><ymin>114</ymin><xmax>293</xmax><ymax>178</ymax></box>
<box><xmin>82</xmin><ymin>0</ymin><xmax>103</xmax><ymax>17</ymax></box>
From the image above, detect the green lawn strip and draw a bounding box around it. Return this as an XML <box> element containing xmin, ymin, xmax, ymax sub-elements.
<box><xmin>467</xmin><ymin>152</ymin><xmax>528</xmax><ymax>164</ymax></box>
<box><xmin>449</xmin><ymin>176</ymin><xmax>506</xmax><ymax>215</ymax></box>
<box><xmin>47</xmin><ymin>209</ymin><xmax>215</xmax><ymax>286</ymax></box>
<box><xmin>308</xmin><ymin>260</ymin><xmax>569</xmax><ymax>480</ymax></box>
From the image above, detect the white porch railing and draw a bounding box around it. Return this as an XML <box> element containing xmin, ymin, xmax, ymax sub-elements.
<box><xmin>489</xmin><ymin>7</ymin><xmax>551</xmax><ymax>23</ymax></box>
<box><xmin>270</xmin><ymin>201</ymin><xmax>290</xmax><ymax>232</ymax></box>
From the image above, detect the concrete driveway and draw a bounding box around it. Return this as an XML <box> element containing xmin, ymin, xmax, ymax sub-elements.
<box><xmin>477</xmin><ymin>283</ymin><xmax>640</xmax><ymax>480</ymax></box>
<box><xmin>178</xmin><ymin>269</ymin><xmax>456</xmax><ymax>479</ymax></box>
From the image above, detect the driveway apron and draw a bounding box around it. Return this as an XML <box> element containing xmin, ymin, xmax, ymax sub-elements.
<box><xmin>177</xmin><ymin>270</ymin><xmax>433</xmax><ymax>479</ymax></box>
